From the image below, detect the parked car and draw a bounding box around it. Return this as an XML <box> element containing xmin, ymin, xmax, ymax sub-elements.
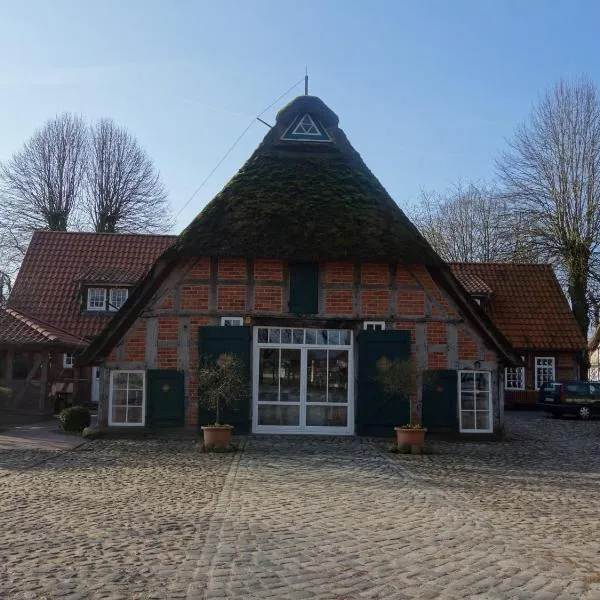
<box><xmin>537</xmin><ymin>381</ymin><xmax>600</xmax><ymax>419</ymax></box>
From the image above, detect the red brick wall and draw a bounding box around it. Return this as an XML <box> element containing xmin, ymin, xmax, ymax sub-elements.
<box><xmin>361</xmin><ymin>263</ymin><xmax>389</xmax><ymax>285</ymax></box>
<box><xmin>398</xmin><ymin>290</ymin><xmax>425</xmax><ymax>317</ymax></box>
<box><xmin>325</xmin><ymin>289</ymin><xmax>353</xmax><ymax>315</ymax></box>
<box><xmin>396</xmin><ymin>264</ymin><xmax>414</xmax><ymax>285</ymax></box>
<box><xmin>254</xmin><ymin>259</ymin><xmax>283</xmax><ymax>281</ymax></box>
<box><xmin>428</xmin><ymin>352</ymin><xmax>447</xmax><ymax>369</ymax></box>
<box><xmin>123</xmin><ymin>322</ymin><xmax>146</xmax><ymax>362</ymax></box>
<box><xmin>324</xmin><ymin>262</ymin><xmax>353</xmax><ymax>283</ymax></box>
<box><xmin>186</xmin><ymin>257</ymin><xmax>210</xmax><ymax>279</ymax></box>
<box><xmin>181</xmin><ymin>285</ymin><xmax>209</xmax><ymax>310</ymax></box>
<box><xmin>458</xmin><ymin>329</ymin><xmax>479</xmax><ymax>360</ymax></box>
<box><xmin>158</xmin><ymin>316</ymin><xmax>178</xmax><ymax>341</ymax></box>
<box><xmin>157</xmin><ymin>347</ymin><xmax>177</xmax><ymax>369</ymax></box>
<box><xmin>254</xmin><ymin>286</ymin><xmax>283</xmax><ymax>312</ymax></box>
<box><xmin>360</xmin><ymin>289</ymin><xmax>389</xmax><ymax>316</ymax></box>
<box><xmin>218</xmin><ymin>257</ymin><xmax>246</xmax><ymax>280</ymax></box>
<box><xmin>427</xmin><ymin>322</ymin><xmax>447</xmax><ymax>345</ymax></box>
<box><xmin>217</xmin><ymin>285</ymin><xmax>246</xmax><ymax>311</ymax></box>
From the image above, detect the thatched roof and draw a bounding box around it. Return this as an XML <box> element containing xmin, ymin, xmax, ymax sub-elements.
<box><xmin>174</xmin><ymin>95</ymin><xmax>442</xmax><ymax>265</ymax></box>
<box><xmin>79</xmin><ymin>95</ymin><xmax>521</xmax><ymax>367</ymax></box>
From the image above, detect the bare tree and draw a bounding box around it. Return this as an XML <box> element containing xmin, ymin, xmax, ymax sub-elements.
<box><xmin>0</xmin><ymin>113</ymin><xmax>87</xmax><ymax>234</ymax></box>
<box><xmin>497</xmin><ymin>78</ymin><xmax>600</xmax><ymax>342</ymax></box>
<box><xmin>85</xmin><ymin>118</ymin><xmax>171</xmax><ymax>233</ymax></box>
<box><xmin>411</xmin><ymin>181</ymin><xmax>532</xmax><ymax>262</ymax></box>
<box><xmin>0</xmin><ymin>270</ymin><xmax>11</xmax><ymax>305</ymax></box>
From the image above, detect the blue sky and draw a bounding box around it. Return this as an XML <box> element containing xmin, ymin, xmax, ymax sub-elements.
<box><xmin>1</xmin><ymin>0</ymin><xmax>599</xmax><ymax>232</ymax></box>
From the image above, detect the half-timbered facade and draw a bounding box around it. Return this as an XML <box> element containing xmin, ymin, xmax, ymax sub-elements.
<box><xmin>82</xmin><ymin>94</ymin><xmax>520</xmax><ymax>437</ymax></box>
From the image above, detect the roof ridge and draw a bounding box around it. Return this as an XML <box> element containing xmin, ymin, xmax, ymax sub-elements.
<box><xmin>449</xmin><ymin>261</ymin><xmax>553</xmax><ymax>267</ymax></box>
<box><xmin>31</xmin><ymin>230</ymin><xmax>178</xmax><ymax>239</ymax></box>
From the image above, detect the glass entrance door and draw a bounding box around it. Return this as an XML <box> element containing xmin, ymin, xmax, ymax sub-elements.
<box><xmin>253</xmin><ymin>327</ymin><xmax>353</xmax><ymax>434</ymax></box>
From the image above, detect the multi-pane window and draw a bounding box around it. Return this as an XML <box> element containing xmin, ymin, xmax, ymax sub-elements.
<box><xmin>109</xmin><ymin>371</ymin><xmax>145</xmax><ymax>426</ymax></box>
<box><xmin>459</xmin><ymin>371</ymin><xmax>492</xmax><ymax>433</ymax></box>
<box><xmin>87</xmin><ymin>288</ymin><xmax>106</xmax><ymax>311</ymax></box>
<box><xmin>63</xmin><ymin>353</ymin><xmax>75</xmax><ymax>369</ymax></box>
<box><xmin>535</xmin><ymin>357</ymin><xmax>555</xmax><ymax>390</ymax></box>
<box><xmin>363</xmin><ymin>321</ymin><xmax>385</xmax><ymax>331</ymax></box>
<box><xmin>257</xmin><ymin>327</ymin><xmax>351</xmax><ymax>346</ymax></box>
<box><xmin>221</xmin><ymin>317</ymin><xmax>244</xmax><ymax>326</ymax></box>
<box><xmin>109</xmin><ymin>288</ymin><xmax>128</xmax><ymax>311</ymax></box>
<box><xmin>505</xmin><ymin>367</ymin><xmax>525</xmax><ymax>390</ymax></box>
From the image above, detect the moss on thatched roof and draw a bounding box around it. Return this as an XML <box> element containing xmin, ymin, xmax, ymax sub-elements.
<box><xmin>175</xmin><ymin>95</ymin><xmax>442</xmax><ymax>265</ymax></box>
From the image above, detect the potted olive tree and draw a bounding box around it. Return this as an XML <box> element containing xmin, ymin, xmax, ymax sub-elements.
<box><xmin>375</xmin><ymin>356</ymin><xmax>427</xmax><ymax>449</ymax></box>
<box><xmin>197</xmin><ymin>353</ymin><xmax>248</xmax><ymax>450</ymax></box>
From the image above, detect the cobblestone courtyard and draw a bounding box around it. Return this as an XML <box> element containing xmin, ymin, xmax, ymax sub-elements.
<box><xmin>1</xmin><ymin>412</ymin><xmax>600</xmax><ymax>599</ymax></box>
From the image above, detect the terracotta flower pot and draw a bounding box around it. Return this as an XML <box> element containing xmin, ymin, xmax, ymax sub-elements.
<box><xmin>394</xmin><ymin>427</ymin><xmax>427</xmax><ymax>447</ymax></box>
<box><xmin>201</xmin><ymin>425</ymin><xmax>234</xmax><ymax>449</ymax></box>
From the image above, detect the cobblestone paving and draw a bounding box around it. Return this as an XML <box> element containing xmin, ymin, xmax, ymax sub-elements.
<box><xmin>0</xmin><ymin>439</ymin><xmax>233</xmax><ymax>599</ymax></box>
<box><xmin>2</xmin><ymin>413</ymin><xmax>600</xmax><ymax>599</ymax></box>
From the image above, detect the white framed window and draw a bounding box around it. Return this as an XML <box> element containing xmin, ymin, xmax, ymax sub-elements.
<box><xmin>108</xmin><ymin>370</ymin><xmax>145</xmax><ymax>427</ymax></box>
<box><xmin>87</xmin><ymin>288</ymin><xmax>106</xmax><ymax>311</ymax></box>
<box><xmin>505</xmin><ymin>367</ymin><xmax>525</xmax><ymax>390</ymax></box>
<box><xmin>221</xmin><ymin>316</ymin><xmax>244</xmax><ymax>327</ymax></box>
<box><xmin>363</xmin><ymin>321</ymin><xmax>386</xmax><ymax>331</ymax></box>
<box><xmin>109</xmin><ymin>288</ymin><xmax>129</xmax><ymax>311</ymax></box>
<box><xmin>63</xmin><ymin>353</ymin><xmax>75</xmax><ymax>369</ymax></box>
<box><xmin>535</xmin><ymin>357</ymin><xmax>555</xmax><ymax>390</ymax></box>
<box><xmin>459</xmin><ymin>370</ymin><xmax>492</xmax><ymax>433</ymax></box>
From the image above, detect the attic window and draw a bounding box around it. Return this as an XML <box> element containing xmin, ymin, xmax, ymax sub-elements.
<box><xmin>281</xmin><ymin>113</ymin><xmax>331</xmax><ymax>142</ymax></box>
<box><xmin>87</xmin><ymin>288</ymin><xmax>106</xmax><ymax>311</ymax></box>
<box><xmin>109</xmin><ymin>288</ymin><xmax>129</xmax><ymax>311</ymax></box>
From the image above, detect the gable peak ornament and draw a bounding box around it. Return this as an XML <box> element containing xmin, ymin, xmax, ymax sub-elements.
<box><xmin>281</xmin><ymin>113</ymin><xmax>331</xmax><ymax>142</ymax></box>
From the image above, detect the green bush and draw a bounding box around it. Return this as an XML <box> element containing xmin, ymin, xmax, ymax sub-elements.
<box><xmin>60</xmin><ymin>405</ymin><xmax>91</xmax><ymax>432</ymax></box>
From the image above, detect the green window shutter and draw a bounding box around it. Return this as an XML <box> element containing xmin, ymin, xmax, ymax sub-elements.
<box><xmin>289</xmin><ymin>262</ymin><xmax>319</xmax><ymax>314</ymax></box>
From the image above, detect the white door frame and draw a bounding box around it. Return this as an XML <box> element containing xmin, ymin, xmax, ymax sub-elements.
<box><xmin>252</xmin><ymin>327</ymin><xmax>354</xmax><ymax>435</ymax></box>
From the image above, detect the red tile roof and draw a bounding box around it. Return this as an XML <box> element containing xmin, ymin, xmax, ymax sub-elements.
<box><xmin>7</xmin><ymin>231</ymin><xmax>176</xmax><ymax>343</ymax></box>
<box><xmin>0</xmin><ymin>308</ymin><xmax>87</xmax><ymax>347</ymax></box>
<box><xmin>454</xmin><ymin>272</ymin><xmax>493</xmax><ymax>295</ymax></box>
<box><xmin>450</xmin><ymin>263</ymin><xmax>586</xmax><ymax>351</ymax></box>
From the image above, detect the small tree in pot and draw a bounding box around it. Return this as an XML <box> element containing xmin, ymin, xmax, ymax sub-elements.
<box><xmin>197</xmin><ymin>353</ymin><xmax>248</xmax><ymax>450</ymax></box>
<box><xmin>375</xmin><ymin>356</ymin><xmax>427</xmax><ymax>449</ymax></box>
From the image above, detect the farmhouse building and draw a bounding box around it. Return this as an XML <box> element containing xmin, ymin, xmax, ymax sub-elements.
<box><xmin>81</xmin><ymin>94</ymin><xmax>520</xmax><ymax>436</ymax></box>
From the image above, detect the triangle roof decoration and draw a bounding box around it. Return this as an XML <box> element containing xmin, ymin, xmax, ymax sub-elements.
<box><xmin>281</xmin><ymin>112</ymin><xmax>331</xmax><ymax>142</ymax></box>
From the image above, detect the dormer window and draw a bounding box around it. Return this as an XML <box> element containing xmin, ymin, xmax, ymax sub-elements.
<box><xmin>109</xmin><ymin>288</ymin><xmax>129</xmax><ymax>311</ymax></box>
<box><xmin>85</xmin><ymin>287</ymin><xmax>129</xmax><ymax>312</ymax></box>
<box><xmin>87</xmin><ymin>288</ymin><xmax>107</xmax><ymax>311</ymax></box>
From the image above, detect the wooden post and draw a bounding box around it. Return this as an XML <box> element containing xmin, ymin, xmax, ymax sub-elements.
<box><xmin>5</xmin><ymin>348</ymin><xmax>14</xmax><ymax>382</ymax></box>
<box><xmin>38</xmin><ymin>350</ymin><xmax>49</xmax><ymax>413</ymax></box>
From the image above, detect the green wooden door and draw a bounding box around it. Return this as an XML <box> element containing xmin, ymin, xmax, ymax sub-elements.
<box><xmin>197</xmin><ymin>326</ymin><xmax>251</xmax><ymax>432</ymax></box>
<box><xmin>357</xmin><ymin>330</ymin><xmax>411</xmax><ymax>436</ymax></box>
<box><xmin>147</xmin><ymin>370</ymin><xmax>185</xmax><ymax>427</ymax></box>
<box><xmin>422</xmin><ymin>369</ymin><xmax>458</xmax><ymax>431</ymax></box>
